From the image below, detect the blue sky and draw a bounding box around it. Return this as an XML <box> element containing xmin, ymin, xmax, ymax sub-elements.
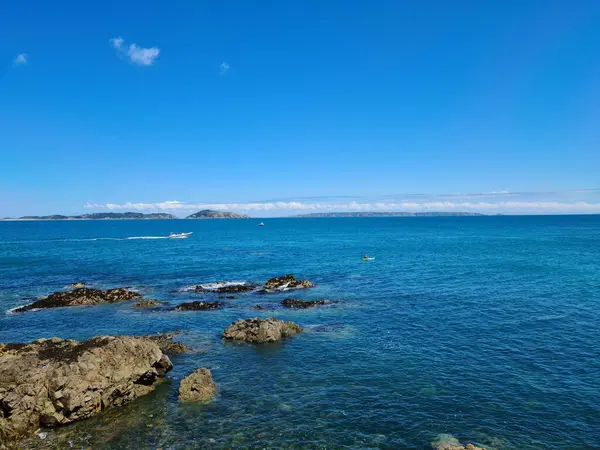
<box><xmin>1</xmin><ymin>0</ymin><xmax>600</xmax><ymax>217</ymax></box>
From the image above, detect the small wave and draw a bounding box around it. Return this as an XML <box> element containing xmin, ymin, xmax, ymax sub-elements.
<box><xmin>178</xmin><ymin>281</ymin><xmax>249</xmax><ymax>292</ymax></box>
<box><xmin>125</xmin><ymin>236</ymin><xmax>169</xmax><ymax>240</ymax></box>
<box><xmin>5</xmin><ymin>306</ymin><xmax>39</xmax><ymax>315</ymax></box>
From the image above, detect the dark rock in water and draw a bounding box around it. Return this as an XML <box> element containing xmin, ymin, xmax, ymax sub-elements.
<box><xmin>0</xmin><ymin>335</ymin><xmax>172</xmax><ymax>444</ymax></box>
<box><xmin>431</xmin><ymin>434</ymin><xmax>487</xmax><ymax>450</ymax></box>
<box><xmin>281</xmin><ymin>298</ymin><xmax>329</xmax><ymax>309</ymax></box>
<box><xmin>311</xmin><ymin>322</ymin><xmax>346</xmax><ymax>333</ymax></box>
<box><xmin>222</xmin><ymin>317</ymin><xmax>302</xmax><ymax>343</ymax></box>
<box><xmin>261</xmin><ymin>274</ymin><xmax>313</xmax><ymax>293</ymax></box>
<box><xmin>173</xmin><ymin>301</ymin><xmax>224</xmax><ymax>311</ymax></box>
<box><xmin>196</xmin><ymin>284</ymin><xmax>256</xmax><ymax>294</ymax></box>
<box><xmin>178</xmin><ymin>368</ymin><xmax>217</xmax><ymax>403</ymax></box>
<box><xmin>218</xmin><ymin>295</ymin><xmax>237</xmax><ymax>299</ymax></box>
<box><xmin>133</xmin><ymin>299</ymin><xmax>165</xmax><ymax>308</ymax></box>
<box><xmin>253</xmin><ymin>305</ymin><xmax>264</xmax><ymax>310</ymax></box>
<box><xmin>13</xmin><ymin>287</ymin><xmax>142</xmax><ymax>313</ymax></box>
<box><xmin>142</xmin><ymin>332</ymin><xmax>188</xmax><ymax>354</ymax></box>
<box><xmin>71</xmin><ymin>282</ymin><xmax>85</xmax><ymax>289</ymax></box>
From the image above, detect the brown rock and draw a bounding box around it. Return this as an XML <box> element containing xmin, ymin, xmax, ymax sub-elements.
<box><xmin>13</xmin><ymin>288</ymin><xmax>142</xmax><ymax>313</ymax></box>
<box><xmin>133</xmin><ymin>299</ymin><xmax>165</xmax><ymax>308</ymax></box>
<box><xmin>178</xmin><ymin>368</ymin><xmax>216</xmax><ymax>403</ymax></box>
<box><xmin>173</xmin><ymin>301</ymin><xmax>224</xmax><ymax>311</ymax></box>
<box><xmin>281</xmin><ymin>298</ymin><xmax>329</xmax><ymax>309</ymax></box>
<box><xmin>0</xmin><ymin>336</ymin><xmax>172</xmax><ymax>444</ymax></box>
<box><xmin>261</xmin><ymin>274</ymin><xmax>313</xmax><ymax>293</ymax></box>
<box><xmin>431</xmin><ymin>434</ymin><xmax>487</xmax><ymax>450</ymax></box>
<box><xmin>142</xmin><ymin>333</ymin><xmax>188</xmax><ymax>354</ymax></box>
<box><xmin>222</xmin><ymin>317</ymin><xmax>303</xmax><ymax>343</ymax></box>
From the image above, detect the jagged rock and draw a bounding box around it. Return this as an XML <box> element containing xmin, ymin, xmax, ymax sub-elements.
<box><xmin>178</xmin><ymin>368</ymin><xmax>217</xmax><ymax>402</ymax></box>
<box><xmin>0</xmin><ymin>336</ymin><xmax>172</xmax><ymax>444</ymax></box>
<box><xmin>222</xmin><ymin>317</ymin><xmax>302</xmax><ymax>343</ymax></box>
<box><xmin>142</xmin><ymin>333</ymin><xmax>188</xmax><ymax>354</ymax></box>
<box><xmin>13</xmin><ymin>288</ymin><xmax>142</xmax><ymax>313</ymax></box>
<box><xmin>261</xmin><ymin>274</ymin><xmax>313</xmax><ymax>293</ymax></box>
<box><xmin>133</xmin><ymin>299</ymin><xmax>165</xmax><ymax>308</ymax></box>
<box><xmin>196</xmin><ymin>284</ymin><xmax>256</xmax><ymax>294</ymax></box>
<box><xmin>281</xmin><ymin>298</ymin><xmax>329</xmax><ymax>308</ymax></box>
<box><xmin>173</xmin><ymin>301</ymin><xmax>224</xmax><ymax>311</ymax></box>
<box><xmin>431</xmin><ymin>434</ymin><xmax>487</xmax><ymax>450</ymax></box>
<box><xmin>71</xmin><ymin>282</ymin><xmax>85</xmax><ymax>289</ymax></box>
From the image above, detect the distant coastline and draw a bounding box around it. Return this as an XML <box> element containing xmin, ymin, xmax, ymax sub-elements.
<box><xmin>292</xmin><ymin>212</ymin><xmax>485</xmax><ymax>218</ymax></box>
<box><xmin>0</xmin><ymin>210</ymin><xmax>251</xmax><ymax>221</ymax></box>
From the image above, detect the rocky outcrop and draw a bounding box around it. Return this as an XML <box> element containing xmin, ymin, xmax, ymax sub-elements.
<box><xmin>133</xmin><ymin>299</ymin><xmax>165</xmax><ymax>308</ymax></box>
<box><xmin>261</xmin><ymin>275</ymin><xmax>313</xmax><ymax>293</ymax></box>
<box><xmin>178</xmin><ymin>368</ymin><xmax>217</xmax><ymax>403</ymax></box>
<box><xmin>281</xmin><ymin>298</ymin><xmax>329</xmax><ymax>308</ymax></box>
<box><xmin>431</xmin><ymin>434</ymin><xmax>487</xmax><ymax>450</ymax></box>
<box><xmin>197</xmin><ymin>284</ymin><xmax>256</xmax><ymax>294</ymax></box>
<box><xmin>0</xmin><ymin>336</ymin><xmax>172</xmax><ymax>444</ymax></box>
<box><xmin>222</xmin><ymin>318</ymin><xmax>303</xmax><ymax>343</ymax></box>
<box><xmin>71</xmin><ymin>282</ymin><xmax>85</xmax><ymax>289</ymax></box>
<box><xmin>13</xmin><ymin>288</ymin><xmax>142</xmax><ymax>313</ymax></box>
<box><xmin>142</xmin><ymin>333</ymin><xmax>188</xmax><ymax>354</ymax></box>
<box><xmin>173</xmin><ymin>301</ymin><xmax>224</xmax><ymax>311</ymax></box>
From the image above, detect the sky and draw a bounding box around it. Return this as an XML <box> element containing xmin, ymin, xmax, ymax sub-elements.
<box><xmin>1</xmin><ymin>0</ymin><xmax>600</xmax><ymax>217</ymax></box>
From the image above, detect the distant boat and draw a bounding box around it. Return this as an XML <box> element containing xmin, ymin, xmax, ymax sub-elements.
<box><xmin>169</xmin><ymin>232</ymin><xmax>193</xmax><ymax>239</ymax></box>
<box><xmin>362</xmin><ymin>256</ymin><xmax>375</xmax><ymax>261</ymax></box>
<box><xmin>258</xmin><ymin>222</ymin><xmax>264</xmax><ymax>227</ymax></box>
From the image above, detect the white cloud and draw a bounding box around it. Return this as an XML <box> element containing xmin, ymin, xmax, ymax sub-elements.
<box><xmin>220</xmin><ymin>62</ymin><xmax>230</xmax><ymax>74</ymax></box>
<box><xmin>110</xmin><ymin>37</ymin><xmax>160</xmax><ymax>66</ymax></box>
<box><xmin>128</xmin><ymin>44</ymin><xmax>160</xmax><ymax>66</ymax></box>
<box><xmin>110</xmin><ymin>37</ymin><xmax>124</xmax><ymax>51</ymax></box>
<box><xmin>83</xmin><ymin>200</ymin><xmax>600</xmax><ymax>215</ymax></box>
<box><xmin>13</xmin><ymin>53</ymin><xmax>27</xmax><ymax>65</ymax></box>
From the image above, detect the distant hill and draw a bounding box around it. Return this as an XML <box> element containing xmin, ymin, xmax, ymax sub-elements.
<box><xmin>186</xmin><ymin>209</ymin><xmax>250</xmax><ymax>219</ymax></box>
<box><xmin>4</xmin><ymin>212</ymin><xmax>176</xmax><ymax>220</ymax></box>
<box><xmin>293</xmin><ymin>212</ymin><xmax>485</xmax><ymax>218</ymax></box>
<box><xmin>78</xmin><ymin>212</ymin><xmax>176</xmax><ymax>220</ymax></box>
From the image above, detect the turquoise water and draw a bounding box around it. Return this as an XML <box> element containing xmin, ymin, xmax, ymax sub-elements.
<box><xmin>1</xmin><ymin>217</ymin><xmax>599</xmax><ymax>449</ymax></box>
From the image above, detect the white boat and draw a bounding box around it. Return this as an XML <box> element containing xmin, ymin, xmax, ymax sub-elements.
<box><xmin>169</xmin><ymin>232</ymin><xmax>193</xmax><ymax>239</ymax></box>
<box><xmin>258</xmin><ymin>222</ymin><xmax>264</xmax><ymax>227</ymax></box>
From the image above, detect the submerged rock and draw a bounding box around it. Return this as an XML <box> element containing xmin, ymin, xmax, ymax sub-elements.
<box><xmin>0</xmin><ymin>335</ymin><xmax>172</xmax><ymax>444</ymax></box>
<box><xmin>222</xmin><ymin>317</ymin><xmax>303</xmax><ymax>343</ymax></box>
<box><xmin>13</xmin><ymin>287</ymin><xmax>142</xmax><ymax>313</ymax></box>
<box><xmin>173</xmin><ymin>301</ymin><xmax>224</xmax><ymax>311</ymax></box>
<box><xmin>431</xmin><ymin>434</ymin><xmax>487</xmax><ymax>450</ymax></box>
<box><xmin>133</xmin><ymin>299</ymin><xmax>165</xmax><ymax>308</ymax></box>
<box><xmin>281</xmin><ymin>298</ymin><xmax>329</xmax><ymax>308</ymax></box>
<box><xmin>178</xmin><ymin>368</ymin><xmax>217</xmax><ymax>403</ymax></box>
<box><xmin>142</xmin><ymin>332</ymin><xmax>188</xmax><ymax>354</ymax></box>
<box><xmin>261</xmin><ymin>274</ymin><xmax>313</xmax><ymax>293</ymax></box>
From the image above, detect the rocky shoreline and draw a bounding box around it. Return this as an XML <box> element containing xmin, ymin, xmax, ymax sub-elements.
<box><xmin>1</xmin><ymin>275</ymin><xmax>488</xmax><ymax>448</ymax></box>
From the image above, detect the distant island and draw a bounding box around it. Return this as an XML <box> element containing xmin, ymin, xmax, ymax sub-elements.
<box><xmin>293</xmin><ymin>212</ymin><xmax>485</xmax><ymax>218</ymax></box>
<box><xmin>2</xmin><ymin>212</ymin><xmax>176</xmax><ymax>221</ymax></box>
<box><xmin>186</xmin><ymin>210</ymin><xmax>250</xmax><ymax>219</ymax></box>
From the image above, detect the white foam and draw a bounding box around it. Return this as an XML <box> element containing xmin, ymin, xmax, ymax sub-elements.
<box><xmin>178</xmin><ymin>281</ymin><xmax>248</xmax><ymax>292</ymax></box>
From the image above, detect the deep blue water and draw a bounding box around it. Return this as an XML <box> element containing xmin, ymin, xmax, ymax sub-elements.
<box><xmin>1</xmin><ymin>217</ymin><xmax>599</xmax><ymax>449</ymax></box>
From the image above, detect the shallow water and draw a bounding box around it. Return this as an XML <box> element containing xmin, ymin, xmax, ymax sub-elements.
<box><xmin>1</xmin><ymin>216</ymin><xmax>599</xmax><ymax>449</ymax></box>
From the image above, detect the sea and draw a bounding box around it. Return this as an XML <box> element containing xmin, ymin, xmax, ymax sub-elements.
<box><xmin>0</xmin><ymin>216</ymin><xmax>599</xmax><ymax>449</ymax></box>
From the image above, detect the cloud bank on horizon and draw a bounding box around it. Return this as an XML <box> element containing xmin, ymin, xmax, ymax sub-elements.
<box><xmin>83</xmin><ymin>190</ymin><xmax>600</xmax><ymax>216</ymax></box>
